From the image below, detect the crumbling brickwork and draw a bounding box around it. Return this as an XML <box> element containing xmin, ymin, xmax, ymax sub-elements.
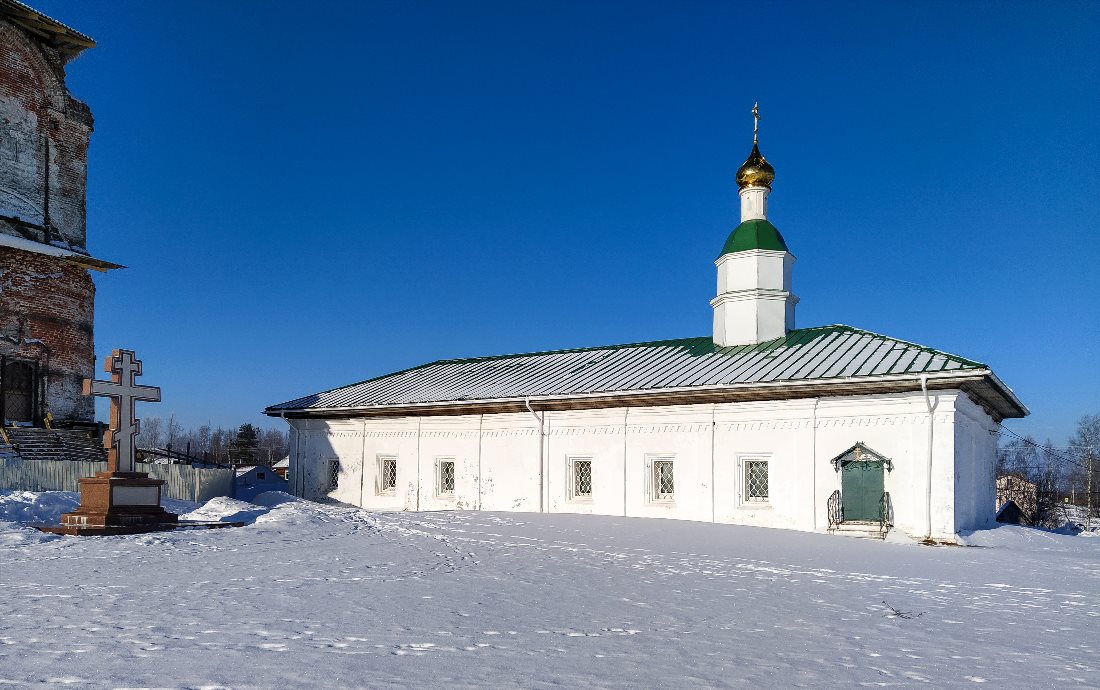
<box><xmin>0</xmin><ymin>246</ymin><xmax>95</xmax><ymax>421</ymax></box>
<box><xmin>0</xmin><ymin>9</ymin><xmax>96</xmax><ymax>425</ymax></box>
<box><xmin>0</xmin><ymin>17</ymin><xmax>92</xmax><ymax>248</ymax></box>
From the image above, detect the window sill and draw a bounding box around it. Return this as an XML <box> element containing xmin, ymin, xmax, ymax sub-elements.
<box><xmin>737</xmin><ymin>503</ymin><xmax>772</xmax><ymax>510</ymax></box>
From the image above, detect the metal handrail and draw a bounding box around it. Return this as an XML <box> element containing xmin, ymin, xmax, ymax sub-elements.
<box><xmin>879</xmin><ymin>491</ymin><xmax>893</xmax><ymax>530</ymax></box>
<box><xmin>828</xmin><ymin>489</ymin><xmax>843</xmax><ymax>530</ymax></box>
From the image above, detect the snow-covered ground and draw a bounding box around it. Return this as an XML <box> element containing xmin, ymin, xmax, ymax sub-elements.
<box><xmin>1</xmin><ymin>490</ymin><xmax>1098</xmax><ymax>689</ymax></box>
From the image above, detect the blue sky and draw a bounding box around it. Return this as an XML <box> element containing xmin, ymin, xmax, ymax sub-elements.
<box><xmin>36</xmin><ymin>0</ymin><xmax>1099</xmax><ymax>444</ymax></box>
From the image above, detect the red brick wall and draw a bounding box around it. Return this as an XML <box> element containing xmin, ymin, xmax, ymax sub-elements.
<box><xmin>0</xmin><ymin>246</ymin><xmax>95</xmax><ymax>422</ymax></box>
<box><xmin>0</xmin><ymin>17</ymin><xmax>93</xmax><ymax>250</ymax></box>
<box><xmin>0</xmin><ymin>15</ymin><xmax>96</xmax><ymax>424</ymax></box>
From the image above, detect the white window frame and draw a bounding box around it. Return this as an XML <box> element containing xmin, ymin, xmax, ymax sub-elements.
<box><xmin>646</xmin><ymin>454</ymin><xmax>676</xmax><ymax>504</ymax></box>
<box><xmin>377</xmin><ymin>454</ymin><xmax>398</xmax><ymax>495</ymax></box>
<box><xmin>739</xmin><ymin>455</ymin><xmax>771</xmax><ymax>505</ymax></box>
<box><xmin>567</xmin><ymin>456</ymin><xmax>594</xmax><ymax>502</ymax></box>
<box><xmin>436</xmin><ymin>457</ymin><xmax>456</xmax><ymax>498</ymax></box>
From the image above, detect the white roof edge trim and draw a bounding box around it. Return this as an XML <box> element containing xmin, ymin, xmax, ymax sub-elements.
<box><xmin>268</xmin><ymin>369</ymin><xmax>1006</xmax><ymax>415</ymax></box>
<box><xmin>985</xmin><ymin>370</ymin><xmax>1029</xmax><ymax>416</ymax></box>
<box><xmin>0</xmin><ymin>233</ymin><xmax>122</xmax><ymax>270</ymax></box>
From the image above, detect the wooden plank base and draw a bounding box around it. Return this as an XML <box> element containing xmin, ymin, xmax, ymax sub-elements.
<box><xmin>34</xmin><ymin>520</ymin><xmax>245</xmax><ymax>536</ymax></box>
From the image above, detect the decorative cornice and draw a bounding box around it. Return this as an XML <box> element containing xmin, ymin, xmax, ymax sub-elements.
<box><xmin>421</xmin><ymin>430</ymin><xmax>480</xmax><ymax>440</ymax></box>
<box><xmin>482</xmin><ymin>428</ymin><xmax>539</xmax><ymax>439</ymax></box>
<box><xmin>710</xmin><ymin>288</ymin><xmax>798</xmax><ymax>307</ymax></box>
<box><xmin>362</xmin><ymin>430</ymin><xmax>418</xmax><ymax>439</ymax></box>
<box><xmin>714</xmin><ymin>248</ymin><xmax>789</xmax><ymax>267</ymax></box>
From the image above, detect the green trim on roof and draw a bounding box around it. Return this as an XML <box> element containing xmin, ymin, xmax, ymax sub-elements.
<box><xmin>265</xmin><ymin>324</ymin><xmax>997</xmax><ymax>413</ymax></box>
<box><xmin>720</xmin><ymin>219</ymin><xmax>789</xmax><ymax>256</ymax></box>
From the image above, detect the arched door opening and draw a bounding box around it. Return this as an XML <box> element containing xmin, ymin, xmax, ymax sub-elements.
<box><xmin>2</xmin><ymin>359</ymin><xmax>37</xmax><ymax>424</ymax></box>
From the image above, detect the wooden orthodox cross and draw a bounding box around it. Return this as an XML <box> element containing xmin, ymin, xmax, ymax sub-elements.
<box><xmin>82</xmin><ymin>349</ymin><xmax>160</xmax><ymax>474</ymax></box>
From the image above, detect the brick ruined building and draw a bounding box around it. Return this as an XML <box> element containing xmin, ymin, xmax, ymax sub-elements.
<box><xmin>0</xmin><ymin>1</ymin><xmax>118</xmax><ymax>429</ymax></box>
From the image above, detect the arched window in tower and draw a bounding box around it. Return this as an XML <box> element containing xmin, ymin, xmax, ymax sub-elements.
<box><xmin>2</xmin><ymin>359</ymin><xmax>36</xmax><ymax>424</ymax></box>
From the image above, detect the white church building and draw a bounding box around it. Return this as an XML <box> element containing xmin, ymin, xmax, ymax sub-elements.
<box><xmin>266</xmin><ymin>118</ymin><xmax>1026</xmax><ymax>541</ymax></box>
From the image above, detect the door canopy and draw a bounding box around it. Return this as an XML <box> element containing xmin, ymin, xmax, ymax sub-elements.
<box><xmin>829</xmin><ymin>442</ymin><xmax>894</xmax><ymax>472</ymax></box>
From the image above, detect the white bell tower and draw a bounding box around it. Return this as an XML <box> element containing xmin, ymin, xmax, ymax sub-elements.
<box><xmin>711</xmin><ymin>104</ymin><xmax>798</xmax><ymax>347</ymax></box>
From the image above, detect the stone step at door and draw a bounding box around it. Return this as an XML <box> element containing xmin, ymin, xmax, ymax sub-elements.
<box><xmin>829</xmin><ymin>521</ymin><xmax>888</xmax><ymax>540</ymax></box>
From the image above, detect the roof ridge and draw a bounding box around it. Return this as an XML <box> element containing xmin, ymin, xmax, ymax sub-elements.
<box><xmin>427</xmin><ymin>324</ymin><xmax>873</xmax><ymax>366</ymax></box>
<box><xmin>430</xmin><ymin>335</ymin><xmax>714</xmax><ymax>365</ymax></box>
<box><xmin>820</xmin><ymin>323</ymin><xmax>987</xmax><ymax>368</ymax></box>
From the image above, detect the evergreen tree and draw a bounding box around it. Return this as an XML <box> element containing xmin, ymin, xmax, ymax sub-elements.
<box><xmin>232</xmin><ymin>424</ymin><xmax>260</xmax><ymax>464</ymax></box>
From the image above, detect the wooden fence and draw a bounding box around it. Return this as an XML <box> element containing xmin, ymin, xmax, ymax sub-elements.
<box><xmin>0</xmin><ymin>458</ymin><xmax>234</xmax><ymax>503</ymax></box>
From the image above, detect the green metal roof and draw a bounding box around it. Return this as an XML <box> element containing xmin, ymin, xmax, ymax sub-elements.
<box><xmin>266</xmin><ymin>324</ymin><xmax>1026</xmax><ymax>419</ymax></box>
<box><xmin>720</xmin><ymin>219</ymin><xmax>789</xmax><ymax>256</ymax></box>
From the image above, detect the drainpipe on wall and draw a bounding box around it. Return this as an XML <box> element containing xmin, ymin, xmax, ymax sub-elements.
<box><xmin>524</xmin><ymin>397</ymin><xmax>545</xmax><ymax>513</ymax></box>
<box><xmin>279</xmin><ymin>411</ymin><xmax>294</xmax><ymax>497</ymax></box>
<box><xmin>623</xmin><ymin>408</ymin><xmax>629</xmax><ymax>517</ymax></box>
<box><xmin>920</xmin><ymin>375</ymin><xmax>938</xmax><ymax>541</ymax></box>
<box><xmin>811</xmin><ymin>397</ymin><xmax>819</xmax><ymax>531</ymax></box>
<box><xmin>710</xmin><ymin>405</ymin><xmax>716</xmax><ymax>524</ymax></box>
<box><xmin>477</xmin><ymin>414</ymin><xmax>484</xmax><ymax>511</ymax></box>
<box><xmin>359</xmin><ymin>419</ymin><xmax>368</xmax><ymax>508</ymax></box>
<box><xmin>415</xmin><ymin>417</ymin><xmax>422</xmax><ymax>512</ymax></box>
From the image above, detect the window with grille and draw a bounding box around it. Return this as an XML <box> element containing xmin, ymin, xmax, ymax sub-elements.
<box><xmin>437</xmin><ymin>459</ymin><xmax>455</xmax><ymax>496</ymax></box>
<box><xmin>652</xmin><ymin>459</ymin><xmax>675</xmax><ymax>501</ymax></box>
<box><xmin>328</xmin><ymin>459</ymin><xmax>340</xmax><ymax>490</ymax></box>
<box><xmin>570</xmin><ymin>458</ymin><xmax>593</xmax><ymax>500</ymax></box>
<box><xmin>744</xmin><ymin>460</ymin><xmax>769</xmax><ymax>502</ymax></box>
<box><xmin>379</xmin><ymin>455</ymin><xmax>397</xmax><ymax>494</ymax></box>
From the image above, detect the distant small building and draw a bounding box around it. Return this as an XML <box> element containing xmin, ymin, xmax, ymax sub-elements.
<box><xmin>995</xmin><ymin>500</ymin><xmax>1027</xmax><ymax>525</ymax></box>
<box><xmin>234</xmin><ymin>464</ymin><xmax>288</xmax><ymax>502</ymax></box>
<box><xmin>996</xmin><ymin>475</ymin><xmax>1037</xmax><ymax>519</ymax></box>
<box><xmin>272</xmin><ymin>456</ymin><xmax>289</xmax><ymax>480</ymax></box>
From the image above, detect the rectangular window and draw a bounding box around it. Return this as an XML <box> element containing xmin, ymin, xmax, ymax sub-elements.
<box><xmin>744</xmin><ymin>459</ymin><xmax>769</xmax><ymax>502</ymax></box>
<box><xmin>652</xmin><ymin>458</ymin><xmax>675</xmax><ymax>501</ymax></box>
<box><xmin>257</xmin><ymin>472</ymin><xmax>265</xmax><ymax>480</ymax></box>
<box><xmin>437</xmin><ymin>459</ymin><xmax>455</xmax><ymax>496</ymax></box>
<box><xmin>328</xmin><ymin>459</ymin><xmax>340</xmax><ymax>490</ymax></box>
<box><xmin>570</xmin><ymin>458</ymin><xmax>593</xmax><ymax>500</ymax></box>
<box><xmin>379</xmin><ymin>455</ymin><xmax>397</xmax><ymax>494</ymax></box>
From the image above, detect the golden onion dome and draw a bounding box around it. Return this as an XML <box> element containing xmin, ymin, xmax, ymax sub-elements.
<box><xmin>735</xmin><ymin>142</ymin><xmax>775</xmax><ymax>189</ymax></box>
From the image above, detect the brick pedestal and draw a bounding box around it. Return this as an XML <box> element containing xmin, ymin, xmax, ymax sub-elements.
<box><xmin>41</xmin><ymin>471</ymin><xmax>179</xmax><ymax>536</ymax></box>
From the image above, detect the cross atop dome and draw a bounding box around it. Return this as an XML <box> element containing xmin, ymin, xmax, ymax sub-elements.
<box><xmin>736</xmin><ymin>102</ymin><xmax>775</xmax><ymax>190</ymax></box>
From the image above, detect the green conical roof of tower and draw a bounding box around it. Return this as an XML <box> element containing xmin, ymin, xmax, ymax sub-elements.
<box><xmin>719</xmin><ymin>219</ymin><xmax>789</xmax><ymax>256</ymax></box>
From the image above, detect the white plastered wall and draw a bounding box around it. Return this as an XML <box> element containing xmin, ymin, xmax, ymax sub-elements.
<box><xmin>951</xmin><ymin>395</ymin><xmax>999</xmax><ymax>533</ymax></box>
<box><xmin>284</xmin><ymin>389</ymin><xmax>997</xmax><ymax>540</ymax></box>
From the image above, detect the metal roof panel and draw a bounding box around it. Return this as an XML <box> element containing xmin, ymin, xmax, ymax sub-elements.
<box><xmin>267</xmin><ymin>325</ymin><xmax>999</xmax><ymax>412</ymax></box>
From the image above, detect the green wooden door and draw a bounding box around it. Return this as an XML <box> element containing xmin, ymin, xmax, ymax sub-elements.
<box><xmin>841</xmin><ymin>460</ymin><xmax>884</xmax><ymax>521</ymax></box>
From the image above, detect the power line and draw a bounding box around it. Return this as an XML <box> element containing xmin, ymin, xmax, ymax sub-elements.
<box><xmin>992</xmin><ymin>424</ymin><xmax>1090</xmax><ymax>472</ymax></box>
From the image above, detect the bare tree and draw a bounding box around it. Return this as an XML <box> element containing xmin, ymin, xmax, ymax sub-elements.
<box><xmin>138</xmin><ymin>416</ymin><xmax>163</xmax><ymax>449</ymax></box>
<box><xmin>1032</xmin><ymin>439</ymin><xmax>1065</xmax><ymax>528</ymax></box>
<box><xmin>257</xmin><ymin>428</ymin><xmax>289</xmax><ymax>466</ymax></box>
<box><xmin>165</xmin><ymin>414</ymin><xmax>184</xmax><ymax>449</ymax></box>
<box><xmin>197</xmin><ymin>424</ymin><xmax>211</xmax><ymax>455</ymax></box>
<box><xmin>1071</xmin><ymin>414</ymin><xmax>1100</xmax><ymax>529</ymax></box>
